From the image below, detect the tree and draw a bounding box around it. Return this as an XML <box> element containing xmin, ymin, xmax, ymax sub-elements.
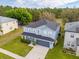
<box><xmin>61</xmin><ymin>9</ymin><xmax>79</xmax><ymax>23</ymax></box>
<box><xmin>6</xmin><ymin>8</ymin><xmax>32</xmax><ymax>25</ymax></box>
<box><xmin>27</xmin><ymin>8</ymin><xmax>40</xmax><ymax>21</ymax></box>
<box><xmin>52</xmin><ymin>8</ymin><xmax>63</xmax><ymax>18</ymax></box>
<box><xmin>39</xmin><ymin>11</ymin><xmax>55</xmax><ymax>21</ymax></box>
<box><xmin>0</xmin><ymin>5</ymin><xmax>12</xmax><ymax>16</ymax></box>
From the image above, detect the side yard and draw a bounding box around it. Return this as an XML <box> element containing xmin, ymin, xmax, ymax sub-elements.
<box><xmin>45</xmin><ymin>19</ymin><xmax>79</xmax><ymax>59</ymax></box>
<box><xmin>0</xmin><ymin>27</ymin><xmax>32</xmax><ymax>58</ymax></box>
<box><xmin>1</xmin><ymin>37</ymin><xmax>32</xmax><ymax>57</ymax></box>
<box><xmin>0</xmin><ymin>28</ymin><xmax>23</xmax><ymax>46</ymax></box>
<box><xmin>45</xmin><ymin>36</ymin><xmax>79</xmax><ymax>59</ymax></box>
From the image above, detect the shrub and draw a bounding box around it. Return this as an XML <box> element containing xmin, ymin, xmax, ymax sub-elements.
<box><xmin>21</xmin><ymin>38</ymin><xmax>31</xmax><ymax>44</ymax></box>
<box><xmin>58</xmin><ymin>32</ymin><xmax>61</xmax><ymax>36</ymax></box>
<box><xmin>63</xmin><ymin>48</ymin><xmax>76</xmax><ymax>55</ymax></box>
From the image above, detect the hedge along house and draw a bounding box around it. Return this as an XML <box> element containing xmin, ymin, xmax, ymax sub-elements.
<box><xmin>0</xmin><ymin>16</ymin><xmax>18</xmax><ymax>35</ymax></box>
<box><xmin>22</xmin><ymin>19</ymin><xmax>60</xmax><ymax>49</ymax></box>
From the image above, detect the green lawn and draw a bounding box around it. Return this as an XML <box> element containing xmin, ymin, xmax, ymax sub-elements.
<box><xmin>1</xmin><ymin>37</ymin><xmax>32</xmax><ymax>57</ymax></box>
<box><xmin>45</xmin><ymin>35</ymin><xmax>79</xmax><ymax>59</ymax></box>
<box><xmin>0</xmin><ymin>53</ymin><xmax>14</xmax><ymax>59</ymax></box>
<box><xmin>0</xmin><ymin>28</ymin><xmax>23</xmax><ymax>46</ymax></box>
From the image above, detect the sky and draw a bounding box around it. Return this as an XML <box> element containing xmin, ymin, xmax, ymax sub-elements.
<box><xmin>0</xmin><ymin>0</ymin><xmax>79</xmax><ymax>8</ymax></box>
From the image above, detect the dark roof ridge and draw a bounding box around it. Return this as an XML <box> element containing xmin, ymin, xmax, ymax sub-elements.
<box><xmin>26</xmin><ymin>19</ymin><xmax>59</xmax><ymax>30</ymax></box>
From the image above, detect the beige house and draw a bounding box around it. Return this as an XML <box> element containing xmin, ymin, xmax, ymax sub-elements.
<box><xmin>0</xmin><ymin>16</ymin><xmax>18</xmax><ymax>35</ymax></box>
<box><xmin>64</xmin><ymin>21</ymin><xmax>79</xmax><ymax>56</ymax></box>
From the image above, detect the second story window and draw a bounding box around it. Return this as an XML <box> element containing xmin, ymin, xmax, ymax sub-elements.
<box><xmin>71</xmin><ymin>34</ymin><xmax>74</xmax><ymax>38</ymax></box>
<box><xmin>38</xmin><ymin>30</ymin><xmax>39</xmax><ymax>34</ymax></box>
<box><xmin>67</xmin><ymin>43</ymin><xmax>70</xmax><ymax>46</ymax></box>
<box><xmin>13</xmin><ymin>22</ymin><xmax>15</xmax><ymax>24</ymax></box>
<box><xmin>71</xmin><ymin>44</ymin><xmax>74</xmax><ymax>47</ymax></box>
<box><xmin>10</xmin><ymin>27</ymin><xmax>12</xmax><ymax>30</ymax></box>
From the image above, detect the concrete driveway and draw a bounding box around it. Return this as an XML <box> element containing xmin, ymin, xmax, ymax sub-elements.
<box><xmin>25</xmin><ymin>45</ymin><xmax>49</xmax><ymax>59</ymax></box>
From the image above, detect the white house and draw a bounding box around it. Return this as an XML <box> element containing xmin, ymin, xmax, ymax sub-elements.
<box><xmin>22</xmin><ymin>19</ymin><xmax>60</xmax><ymax>49</ymax></box>
<box><xmin>64</xmin><ymin>21</ymin><xmax>79</xmax><ymax>56</ymax></box>
<box><xmin>0</xmin><ymin>16</ymin><xmax>18</xmax><ymax>35</ymax></box>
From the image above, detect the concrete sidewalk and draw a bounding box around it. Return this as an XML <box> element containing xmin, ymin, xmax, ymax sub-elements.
<box><xmin>0</xmin><ymin>48</ymin><xmax>24</xmax><ymax>59</ymax></box>
<box><xmin>0</xmin><ymin>45</ymin><xmax>49</xmax><ymax>59</ymax></box>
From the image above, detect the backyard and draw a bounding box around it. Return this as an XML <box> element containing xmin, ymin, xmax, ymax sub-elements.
<box><xmin>1</xmin><ymin>37</ymin><xmax>32</xmax><ymax>57</ymax></box>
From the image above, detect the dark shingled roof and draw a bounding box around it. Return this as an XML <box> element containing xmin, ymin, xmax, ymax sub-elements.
<box><xmin>22</xmin><ymin>32</ymin><xmax>54</xmax><ymax>42</ymax></box>
<box><xmin>27</xmin><ymin>19</ymin><xmax>59</xmax><ymax>31</ymax></box>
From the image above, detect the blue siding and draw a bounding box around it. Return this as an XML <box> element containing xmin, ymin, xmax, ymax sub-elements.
<box><xmin>37</xmin><ymin>40</ymin><xmax>50</xmax><ymax>47</ymax></box>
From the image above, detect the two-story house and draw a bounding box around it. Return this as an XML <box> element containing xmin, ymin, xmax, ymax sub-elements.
<box><xmin>64</xmin><ymin>21</ymin><xmax>79</xmax><ymax>56</ymax></box>
<box><xmin>0</xmin><ymin>16</ymin><xmax>18</xmax><ymax>35</ymax></box>
<box><xmin>22</xmin><ymin>19</ymin><xmax>60</xmax><ymax>49</ymax></box>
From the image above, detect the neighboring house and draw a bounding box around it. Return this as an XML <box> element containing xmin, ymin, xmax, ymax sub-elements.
<box><xmin>0</xmin><ymin>16</ymin><xmax>18</xmax><ymax>35</ymax></box>
<box><xmin>22</xmin><ymin>19</ymin><xmax>60</xmax><ymax>49</ymax></box>
<box><xmin>64</xmin><ymin>21</ymin><xmax>79</xmax><ymax>56</ymax></box>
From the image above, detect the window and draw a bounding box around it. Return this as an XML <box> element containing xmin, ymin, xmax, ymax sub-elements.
<box><xmin>10</xmin><ymin>27</ymin><xmax>12</xmax><ymax>30</ymax></box>
<box><xmin>24</xmin><ymin>36</ymin><xmax>26</xmax><ymax>39</ymax></box>
<box><xmin>37</xmin><ymin>30</ymin><xmax>39</xmax><ymax>34</ymax></box>
<box><xmin>67</xmin><ymin>43</ymin><xmax>70</xmax><ymax>46</ymax></box>
<box><xmin>13</xmin><ymin>21</ymin><xmax>15</xmax><ymax>24</ymax></box>
<box><xmin>67</xmin><ymin>42</ymin><xmax>70</xmax><ymax>46</ymax></box>
<box><xmin>44</xmin><ymin>31</ymin><xmax>47</xmax><ymax>34</ymax></box>
<box><xmin>71</xmin><ymin>34</ymin><xmax>74</xmax><ymax>38</ymax></box>
<box><xmin>6</xmin><ymin>23</ymin><xmax>8</xmax><ymax>25</ymax></box>
<box><xmin>27</xmin><ymin>28</ymin><xmax>30</xmax><ymax>32</ymax></box>
<box><xmin>0</xmin><ymin>25</ymin><xmax>2</xmax><ymax>29</ymax></box>
<box><xmin>71</xmin><ymin>41</ymin><xmax>75</xmax><ymax>47</ymax></box>
<box><xmin>28</xmin><ymin>36</ymin><xmax>30</xmax><ymax>38</ymax></box>
<box><xmin>32</xmin><ymin>29</ymin><xmax>35</xmax><ymax>33</ymax></box>
<box><xmin>71</xmin><ymin>44</ymin><xmax>74</xmax><ymax>47</ymax></box>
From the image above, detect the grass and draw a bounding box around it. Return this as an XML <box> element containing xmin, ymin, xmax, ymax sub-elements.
<box><xmin>1</xmin><ymin>37</ymin><xmax>32</xmax><ymax>57</ymax></box>
<box><xmin>45</xmin><ymin>35</ymin><xmax>79</xmax><ymax>59</ymax></box>
<box><xmin>0</xmin><ymin>28</ymin><xmax>23</xmax><ymax>46</ymax></box>
<box><xmin>45</xmin><ymin>18</ymin><xmax>79</xmax><ymax>59</ymax></box>
<box><xmin>0</xmin><ymin>53</ymin><xmax>14</xmax><ymax>59</ymax></box>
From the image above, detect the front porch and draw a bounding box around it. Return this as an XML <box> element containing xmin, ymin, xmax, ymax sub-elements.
<box><xmin>22</xmin><ymin>35</ymin><xmax>54</xmax><ymax>49</ymax></box>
